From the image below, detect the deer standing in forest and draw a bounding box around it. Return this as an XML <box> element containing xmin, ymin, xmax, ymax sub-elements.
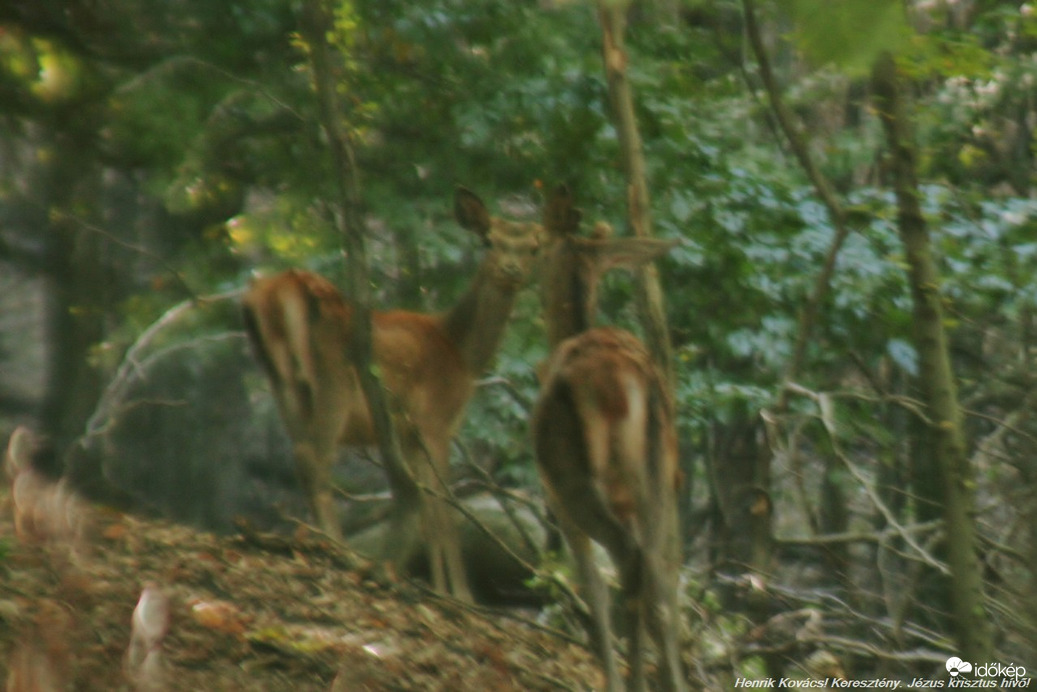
<box><xmin>241</xmin><ymin>188</ymin><xmax>543</xmax><ymax>602</ymax></box>
<box><xmin>532</xmin><ymin>186</ymin><xmax>686</xmax><ymax>692</ymax></box>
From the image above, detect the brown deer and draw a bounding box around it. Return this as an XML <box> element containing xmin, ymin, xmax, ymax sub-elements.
<box><xmin>532</xmin><ymin>186</ymin><xmax>686</xmax><ymax>692</ymax></box>
<box><xmin>241</xmin><ymin>188</ymin><xmax>542</xmax><ymax>602</ymax></box>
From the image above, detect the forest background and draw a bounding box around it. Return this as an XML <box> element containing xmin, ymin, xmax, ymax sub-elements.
<box><xmin>0</xmin><ymin>0</ymin><xmax>1034</xmax><ymax>685</ymax></box>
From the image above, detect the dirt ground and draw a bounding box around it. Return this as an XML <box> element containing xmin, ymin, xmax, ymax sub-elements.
<box><xmin>0</xmin><ymin>491</ymin><xmax>606</xmax><ymax>691</ymax></box>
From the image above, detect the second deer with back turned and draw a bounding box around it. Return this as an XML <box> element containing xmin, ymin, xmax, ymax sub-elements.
<box><xmin>242</xmin><ymin>188</ymin><xmax>542</xmax><ymax>602</ymax></box>
<box><xmin>533</xmin><ymin>185</ymin><xmax>686</xmax><ymax>691</ymax></box>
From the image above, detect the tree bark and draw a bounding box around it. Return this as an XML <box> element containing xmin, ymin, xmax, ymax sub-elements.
<box><xmin>596</xmin><ymin>0</ymin><xmax>674</xmax><ymax>384</ymax></box>
<box><xmin>299</xmin><ymin>0</ymin><xmax>423</xmax><ymax>571</ymax></box>
<box><xmin>870</xmin><ymin>51</ymin><xmax>993</xmax><ymax>661</ymax></box>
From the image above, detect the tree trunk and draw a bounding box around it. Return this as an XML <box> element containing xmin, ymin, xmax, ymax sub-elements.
<box><xmin>742</xmin><ymin>0</ymin><xmax>852</xmax><ymax>409</ymax></box>
<box><xmin>596</xmin><ymin>0</ymin><xmax>674</xmax><ymax>384</ymax></box>
<box><xmin>709</xmin><ymin>414</ymin><xmax>773</xmax><ymax>575</ymax></box>
<box><xmin>42</xmin><ymin>217</ymin><xmax>106</xmax><ymax>460</ymax></box>
<box><xmin>740</xmin><ymin>0</ymin><xmax>863</xmax><ymax>600</ymax></box>
<box><xmin>299</xmin><ymin>0</ymin><xmax>424</xmax><ymax>573</ymax></box>
<box><xmin>39</xmin><ymin>126</ymin><xmax>110</xmax><ymax>472</ymax></box>
<box><xmin>870</xmin><ymin>51</ymin><xmax>993</xmax><ymax>661</ymax></box>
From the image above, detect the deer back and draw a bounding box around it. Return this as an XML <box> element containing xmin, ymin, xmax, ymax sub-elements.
<box><xmin>535</xmin><ymin>326</ymin><xmax>679</xmax><ymax>531</ymax></box>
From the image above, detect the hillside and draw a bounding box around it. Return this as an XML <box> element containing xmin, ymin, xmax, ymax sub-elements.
<box><xmin>0</xmin><ymin>491</ymin><xmax>604</xmax><ymax>691</ymax></box>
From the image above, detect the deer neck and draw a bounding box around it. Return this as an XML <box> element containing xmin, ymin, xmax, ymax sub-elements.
<box><xmin>543</xmin><ymin>238</ymin><xmax>594</xmax><ymax>349</ymax></box>
<box><xmin>438</xmin><ymin>260</ymin><xmax>521</xmax><ymax>375</ymax></box>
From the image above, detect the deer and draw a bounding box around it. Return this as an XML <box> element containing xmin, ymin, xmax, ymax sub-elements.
<box><xmin>532</xmin><ymin>185</ymin><xmax>686</xmax><ymax>692</ymax></box>
<box><xmin>241</xmin><ymin>187</ymin><xmax>543</xmax><ymax>602</ymax></box>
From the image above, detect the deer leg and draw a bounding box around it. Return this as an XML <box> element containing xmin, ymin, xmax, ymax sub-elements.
<box><xmin>399</xmin><ymin>436</ymin><xmax>443</xmax><ymax>588</ymax></box>
<box><xmin>563</xmin><ymin>527</ymin><xmax>623</xmax><ymax>692</ymax></box>
<box><xmin>429</xmin><ymin>498</ymin><xmax>472</xmax><ymax>602</ymax></box>
<box><xmin>275</xmin><ymin>364</ymin><xmax>342</xmax><ymax>541</ymax></box>
<box><xmin>291</xmin><ymin>437</ymin><xmax>341</xmax><ymax>541</ymax></box>
<box><xmin>559</xmin><ymin>494</ymin><xmax>646</xmax><ymax>692</ymax></box>
<box><xmin>642</xmin><ymin>548</ymin><xmax>687</xmax><ymax>692</ymax></box>
<box><xmin>429</xmin><ymin>438</ymin><xmax>473</xmax><ymax>602</ymax></box>
<box><xmin>581</xmin><ymin>506</ymin><xmax>654</xmax><ymax>692</ymax></box>
<box><xmin>423</xmin><ymin>494</ymin><xmax>452</xmax><ymax>596</ymax></box>
<box><xmin>408</xmin><ymin>436</ymin><xmax>473</xmax><ymax>602</ymax></box>
<box><xmin>439</xmin><ymin>498</ymin><xmax>472</xmax><ymax>602</ymax></box>
<box><xmin>612</xmin><ymin>542</ymin><xmax>646</xmax><ymax>692</ymax></box>
<box><xmin>639</xmin><ymin>486</ymin><xmax>686</xmax><ymax>692</ymax></box>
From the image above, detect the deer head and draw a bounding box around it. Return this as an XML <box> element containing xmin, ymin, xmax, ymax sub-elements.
<box><xmin>540</xmin><ymin>184</ymin><xmax>676</xmax><ymax>348</ymax></box>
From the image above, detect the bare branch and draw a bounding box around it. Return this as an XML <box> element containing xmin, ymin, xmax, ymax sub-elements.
<box><xmin>81</xmin><ymin>291</ymin><xmax>243</xmax><ymax>443</ymax></box>
<box><xmin>783</xmin><ymin>382</ymin><xmax>951</xmax><ymax>575</ymax></box>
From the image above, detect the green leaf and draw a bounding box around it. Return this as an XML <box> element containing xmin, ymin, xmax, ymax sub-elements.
<box><xmin>781</xmin><ymin>0</ymin><xmax>912</xmax><ymax>74</ymax></box>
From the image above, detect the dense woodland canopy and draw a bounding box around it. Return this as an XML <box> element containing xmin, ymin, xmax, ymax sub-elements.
<box><xmin>1</xmin><ymin>0</ymin><xmax>1035</xmax><ymax>687</ymax></box>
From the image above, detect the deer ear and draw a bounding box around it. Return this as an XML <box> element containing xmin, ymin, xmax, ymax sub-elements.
<box><xmin>587</xmin><ymin>237</ymin><xmax>677</xmax><ymax>276</ymax></box>
<box><xmin>454</xmin><ymin>186</ymin><xmax>492</xmax><ymax>240</ymax></box>
<box><xmin>544</xmin><ymin>184</ymin><xmax>582</xmax><ymax>236</ymax></box>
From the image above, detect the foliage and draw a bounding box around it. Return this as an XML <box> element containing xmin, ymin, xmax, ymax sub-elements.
<box><xmin>779</xmin><ymin>0</ymin><xmax>913</xmax><ymax>75</ymax></box>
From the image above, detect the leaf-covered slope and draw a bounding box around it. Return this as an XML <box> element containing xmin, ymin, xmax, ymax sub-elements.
<box><xmin>0</xmin><ymin>500</ymin><xmax>603</xmax><ymax>690</ymax></box>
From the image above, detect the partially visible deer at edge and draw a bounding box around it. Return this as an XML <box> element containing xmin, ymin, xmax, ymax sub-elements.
<box><xmin>533</xmin><ymin>185</ymin><xmax>686</xmax><ymax>692</ymax></box>
<box><xmin>241</xmin><ymin>188</ymin><xmax>542</xmax><ymax>603</ymax></box>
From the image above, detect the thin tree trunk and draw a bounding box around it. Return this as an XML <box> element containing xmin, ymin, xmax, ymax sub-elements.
<box><xmin>870</xmin><ymin>51</ymin><xmax>993</xmax><ymax>661</ymax></box>
<box><xmin>596</xmin><ymin>0</ymin><xmax>674</xmax><ymax>384</ymax></box>
<box><xmin>299</xmin><ymin>0</ymin><xmax>423</xmax><ymax>570</ymax></box>
<box><xmin>742</xmin><ymin>0</ymin><xmax>859</xmax><ymax>603</ymax></box>
<box><xmin>40</xmin><ymin>126</ymin><xmax>110</xmax><ymax>473</ymax></box>
<box><xmin>43</xmin><ymin>214</ymin><xmax>106</xmax><ymax>460</ymax></box>
<box><xmin>742</xmin><ymin>0</ymin><xmax>852</xmax><ymax>411</ymax></box>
